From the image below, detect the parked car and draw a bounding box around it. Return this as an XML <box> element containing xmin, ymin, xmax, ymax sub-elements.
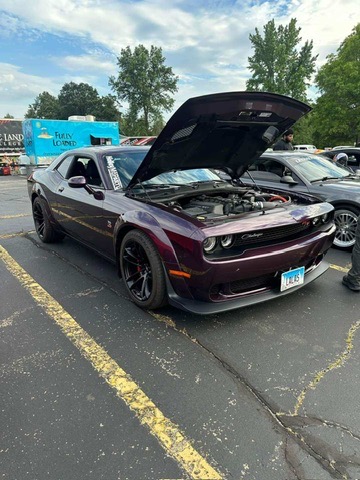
<box><xmin>293</xmin><ymin>144</ymin><xmax>317</xmax><ymax>153</ymax></box>
<box><xmin>332</xmin><ymin>145</ymin><xmax>354</xmax><ymax>150</ymax></box>
<box><xmin>27</xmin><ymin>92</ymin><xmax>335</xmax><ymax>314</ymax></box>
<box><xmin>320</xmin><ymin>147</ymin><xmax>360</xmax><ymax>172</ymax></box>
<box><xmin>0</xmin><ymin>162</ymin><xmax>11</xmax><ymax>175</ymax></box>
<box><xmin>240</xmin><ymin>151</ymin><xmax>360</xmax><ymax>249</ymax></box>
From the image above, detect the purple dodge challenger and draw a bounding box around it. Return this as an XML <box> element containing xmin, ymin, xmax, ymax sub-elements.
<box><xmin>28</xmin><ymin>92</ymin><xmax>336</xmax><ymax>314</ymax></box>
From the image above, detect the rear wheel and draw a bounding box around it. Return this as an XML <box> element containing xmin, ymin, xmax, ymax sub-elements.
<box><xmin>333</xmin><ymin>207</ymin><xmax>359</xmax><ymax>249</ymax></box>
<box><xmin>120</xmin><ymin>230</ymin><xmax>167</xmax><ymax>309</ymax></box>
<box><xmin>32</xmin><ymin>197</ymin><xmax>64</xmax><ymax>243</ymax></box>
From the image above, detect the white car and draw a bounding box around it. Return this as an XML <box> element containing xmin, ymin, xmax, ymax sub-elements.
<box><xmin>293</xmin><ymin>144</ymin><xmax>317</xmax><ymax>152</ymax></box>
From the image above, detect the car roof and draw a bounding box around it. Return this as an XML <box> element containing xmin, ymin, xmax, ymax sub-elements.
<box><xmin>262</xmin><ymin>151</ymin><xmax>312</xmax><ymax>158</ymax></box>
<box><xmin>64</xmin><ymin>145</ymin><xmax>151</xmax><ymax>155</ymax></box>
<box><xmin>294</xmin><ymin>144</ymin><xmax>316</xmax><ymax>148</ymax></box>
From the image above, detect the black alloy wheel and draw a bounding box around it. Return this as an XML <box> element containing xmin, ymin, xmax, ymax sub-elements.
<box><xmin>120</xmin><ymin>230</ymin><xmax>167</xmax><ymax>309</ymax></box>
<box><xmin>32</xmin><ymin>197</ymin><xmax>64</xmax><ymax>243</ymax></box>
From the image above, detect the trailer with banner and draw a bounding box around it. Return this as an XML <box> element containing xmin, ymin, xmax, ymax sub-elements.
<box><xmin>22</xmin><ymin>118</ymin><xmax>120</xmax><ymax>165</ymax></box>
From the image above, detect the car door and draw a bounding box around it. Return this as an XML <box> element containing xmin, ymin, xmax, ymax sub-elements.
<box><xmin>53</xmin><ymin>154</ymin><xmax>114</xmax><ymax>259</ymax></box>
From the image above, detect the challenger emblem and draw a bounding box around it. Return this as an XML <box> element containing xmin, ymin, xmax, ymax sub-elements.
<box><xmin>242</xmin><ymin>233</ymin><xmax>263</xmax><ymax>239</ymax></box>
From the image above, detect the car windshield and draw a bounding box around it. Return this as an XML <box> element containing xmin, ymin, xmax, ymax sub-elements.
<box><xmin>103</xmin><ymin>151</ymin><xmax>221</xmax><ymax>188</ymax></box>
<box><xmin>285</xmin><ymin>154</ymin><xmax>352</xmax><ymax>182</ymax></box>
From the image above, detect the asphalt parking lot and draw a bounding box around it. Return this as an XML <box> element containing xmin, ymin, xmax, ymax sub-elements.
<box><xmin>1</xmin><ymin>174</ymin><xmax>359</xmax><ymax>480</ymax></box>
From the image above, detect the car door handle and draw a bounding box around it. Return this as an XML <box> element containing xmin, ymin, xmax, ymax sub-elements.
<box><xmin>58</xmin><ymin>187</ymin><xmax>64</xmax><ymax>192</ymax></box>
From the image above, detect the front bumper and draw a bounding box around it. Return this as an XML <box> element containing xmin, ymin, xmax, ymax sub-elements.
<box><xmin>166</xmin><ymin>259</ymin><xmax>329</xmax><ymax>315</ymax></box>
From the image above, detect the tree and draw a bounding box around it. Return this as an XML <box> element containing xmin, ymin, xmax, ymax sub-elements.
<box><xmin>57</xmin><ymin>82</ymin><xmax>101</xmax><ymax>119</ymax></box>
<box><xmin>291</xmin><ymin>110</ymin><xmax>316</xmax><ymax>145</ymax></box>
<box><xmin>93</xmin><ymin>94</ymin><xmax>121</xmax><ymax>122</ymax></box>
<box><xmin>109</xmin><ymin>45</ymin><xmax>178</xmax><ymax>135</ymax></box>
<box><xmin>25</xmin><ymin>91</ymin><xmax>60</xmax><ymax>119</ymax></box>
<box><xmin>312</xmin><ymin>24</ymin><xmax>360</xmax><ymax>147</ymax></box>
<box><xmin>4</xmin><ymin>113</ymin><xmax>14</xmax><ymax>118</ymax></box>
<box><xmin>25</xmin><ymin>83</ymin><xmax>121</xmax><ymax>122</ymax></box>
<box><xmin>246</xmin><ymin>19</ymin><xmax>318</xmax><ymax>102</ymax></box>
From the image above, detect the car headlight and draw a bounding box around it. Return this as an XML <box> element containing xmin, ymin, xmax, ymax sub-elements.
<box><xmin>203</xmin><ymin>237</ymin><xmax>217</xmax><ymax>253</ymax></box>
<box><xmin>321</xmin><ymin>213</ymin><xmax>329</xmax><ymax>224</ymax></box>
<box><xmin>220</xmin><ymin>234</ymin><xmax>234</xmax><ymax>248</ymax></box>
<box><xmin>312</xmin><ymin>216</ymin><xmax>321</xmax><ymax>226</ymax></box>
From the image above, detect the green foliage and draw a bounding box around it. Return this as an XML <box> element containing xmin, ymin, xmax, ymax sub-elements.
<box><xmin>25</xmin><ymin>83</ymin><xmax>120</xmax><ymax>122</ymax></box>
<box><xmin>25</xmin><ymin>91</ymin><xmax>60</xmax><ymax>119</ymax></box>
<box><xmin>4</xmin><ymin>113</ymin><xmax>14</xmax><ymax>118</ymax></box>
<box><xmin>109</xmin><ymin>44</ymin><xmax>178</xmax><ymax>135</ymax></box>
<box><xmin>292</xmin><ymin>111</ymin><xmax>316</xmax><ymax>146</ymax></box>
<box><xmin>92</xmin><ymin>94</ymin><xmax>120</xmax><ymax>122</ymax></box>
<box><xmin>246</xmin><ymin>18</ymin><xmax>317</xmax><ymax>102</ymax></box>
<box><xmin>312</xmin><ymin>24</ymin><xmax>360</xmax><ymax>147</ymax></box>
<box><xmin>58</xmin><ymin>82</ymin><xmax>100</xmax><ymax>118</ymax></box>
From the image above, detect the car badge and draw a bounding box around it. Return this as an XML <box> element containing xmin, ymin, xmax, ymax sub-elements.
<box><xmin>241</xmin><ymin>232</ymin><xmax>263</xmax><ymax>239</ymax></box>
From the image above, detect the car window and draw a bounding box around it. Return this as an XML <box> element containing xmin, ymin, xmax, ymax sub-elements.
<box><xmin>56</xmin><ymin>155</ymin><xmax>74</xmax><ymax>178</ymax></box>
<box><xmin>103</xmin><ymin>151</ymin><xmax>221</xmax><ymax>189</ymax></box>
<box><xmin>347</xmin><ymin>154</ymin><xmax>360</xmax><ymax>166</ymax></box>
<box><xmin>287</xmin><ymin>154</ymin><xmax>351</xmax><ymax>182</ymax></box>
<box><xmin>245</xmin><ymin>171</ymin><xmax>281</xmax><ymax>182</ymax></box>
<box><xmin>66</xmin><ymin>157</ymin><xmax>87</xmax><ymax>179</ymax></box>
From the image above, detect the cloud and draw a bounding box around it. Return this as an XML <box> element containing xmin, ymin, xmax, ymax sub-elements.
<box><xmin>0</xmin><ymin>63</ymin><xmax>63</xmax><ymax>117</ymax></box>
<box><xmin>56</xmin><ymin>53</ymin><xmax>117</xmax><ymax>75</ymax></box>
<box><xmin>0</xmin><ymin>0</ymin><xmax>359</xmax><ymax>119</ymax></box>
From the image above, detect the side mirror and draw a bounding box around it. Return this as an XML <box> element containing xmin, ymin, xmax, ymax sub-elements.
<box><xmin>68</xmin><ymin>176</ymin><xmax>86</xmax><ymax>188</ymax></box>
<box><xmin>68</xmin><ymin>176</ymin><xmax>104</xmax><ymax>200</ymax></box>
<box><xmin>280</xmin><ymin>175</ymin><xmax>298</xmax><ymax>185</ymax></box>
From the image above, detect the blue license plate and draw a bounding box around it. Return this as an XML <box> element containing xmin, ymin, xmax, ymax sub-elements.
<box><xmin>280</xmin><ymin>266</ymin><xmax>305</xmax><ymax>291</ymax></box>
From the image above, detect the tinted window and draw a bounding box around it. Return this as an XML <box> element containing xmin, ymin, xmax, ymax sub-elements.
<box><xmin>103</xmin><ymin>151</ymin><xmax>221</xmax><ymax>188</ymax></box>
<box><xmin>56</xmin><ymin>155</ymin><xmax>74</xmax><ymax>178</ymax></box>
<box><xmin>286</xmin><ymin>155</ymin><xmax>351</xmax><ymax>182</ymax></box>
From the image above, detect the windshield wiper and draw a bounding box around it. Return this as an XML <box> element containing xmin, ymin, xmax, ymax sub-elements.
<box><xmin>135</xmin><ymin>183</ymin><xmax>197</xmax><ymax>189</ymax></box>
<box><xmin>310</xmin><ymin>176</ymin><xmax>342</xmax><ymax>183</ymax></box>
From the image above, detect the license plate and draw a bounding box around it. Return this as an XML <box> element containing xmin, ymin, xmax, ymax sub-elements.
<box><xmin>280</xmin><ymin>266</ymin><xmax>305</xmax><ymax>291</ymax></box>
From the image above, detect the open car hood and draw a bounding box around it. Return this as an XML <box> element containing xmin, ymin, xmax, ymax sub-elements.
<box><xmin>127</xmin><ymin>91</ymin><xmax>311</xmax><ymax>188</ymax></box>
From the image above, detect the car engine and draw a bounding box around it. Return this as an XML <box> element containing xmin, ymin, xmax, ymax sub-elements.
<box><xmin>165</xmin><ymin>188</ymin><xmax>292</xmax><ymax>220</ymax></box>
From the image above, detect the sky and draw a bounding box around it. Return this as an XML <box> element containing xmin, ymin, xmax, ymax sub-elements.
<box><xmin>0</xmin><ymin>0</ymin><xmax>359</xmax><ymax>120</ymax></box>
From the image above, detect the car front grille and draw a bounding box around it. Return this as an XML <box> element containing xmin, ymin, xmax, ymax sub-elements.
<box><xmin>228</xmin><ymin>274</ymin><xmax>278</xmax><ymax>294</ymax></box>
<box><xmin>233</xmin><ymin>222</ymin><xmax>311</xmax><ymax>247</ymax></box>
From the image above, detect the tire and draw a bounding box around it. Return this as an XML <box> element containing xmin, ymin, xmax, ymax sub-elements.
<box><xmin>333</xmin><ymin>206</ymin><xmax>359</xmax><ymax>249</ymax></box>
<box><xmin>32</xmin><ymin>197</ymin><xmax>65</xmax><ymax>243</ymax></box>
<box><xmin>120</xmin><ymin>230</ymin><xmax>167</xmax><ymax>310</ymax></box>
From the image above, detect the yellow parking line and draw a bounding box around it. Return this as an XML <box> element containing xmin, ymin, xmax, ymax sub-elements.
<box><xmin>286</xmin><ymin>317</ymin><xmax>360</xmax><ymax>417</ymax></box>
<box><xmin>330</xmin><ymin>263</ymin><xmax>349</xmax><ymax>273</ymax></box>
<box><xmin>0</xmin><ymin>232</ymin><xmax>32</xmax><ymax>239</ymax></box>
<box><xmin>0</xmin><ymin>214</ymin><xmax>31</xmax><ymax>219</ymax></box>
<box><xmin>0</xmin><ymin>245</ymin><xmax>222</xmax><ymax>480</ymax></box>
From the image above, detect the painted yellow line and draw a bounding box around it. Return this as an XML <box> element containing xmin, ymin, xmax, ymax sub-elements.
<box><xmin>330</xmin><ymin>263</ymin><xmax>349</xmax><ymax>273</ymax></box>
<box><xmin>280</xmin><ymin>317</ymin><xmax>360</xmax><ymax>417</ymax></box>
<box><xmin>0</xmin><ymin>245</ymin><xmax>221</xmax><ymax>480</ymax></box>
<box><xmin>0</xmin><ymin>214</ymin><xmax>31</xmax><ymax>219</ymax></box>
<box><xmin>0</xmin><ymin>231</ymin><xmax>34</xmax><ymax>239</ymax></box>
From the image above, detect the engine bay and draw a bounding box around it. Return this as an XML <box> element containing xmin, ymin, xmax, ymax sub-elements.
<box><xmin>163</xmin><ymin>187</ymin><xmax>293</xmax><ymax>220</ymax></box>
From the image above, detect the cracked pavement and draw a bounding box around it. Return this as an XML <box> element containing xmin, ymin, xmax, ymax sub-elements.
<box><xmin>1</xmin><ymin>175</ymin><xmax>359</xmax><ymax>479</ymax></box>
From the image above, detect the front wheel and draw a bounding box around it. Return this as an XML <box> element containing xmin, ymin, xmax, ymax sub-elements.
<box><xmin>120</xmin><ymin>230</ymin><xmax>167</xmax><ymax>310</ymax></box>
<box><xmin>333</xmin><ymin>207</ymin><xmax>359</xmax><ymax>249</ymax></box>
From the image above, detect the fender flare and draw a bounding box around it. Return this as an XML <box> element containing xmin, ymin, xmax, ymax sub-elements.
<box><xmin>114</xmin><ymin>210</ymin><xmax>182</xmax><ymax>274</ymax></box>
